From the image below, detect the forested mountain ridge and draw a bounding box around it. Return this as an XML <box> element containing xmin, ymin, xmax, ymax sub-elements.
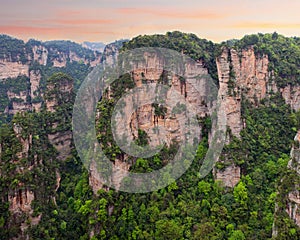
<box><xmin>0</xmin><ymin>35</ymin><xmax>126</xmax><ymax>126</ymax></box>
<box><xmin>1</xmin><ymin>32</ymin><xmax>300</xmax><ymax>239</ymax></box>
<box><xmin>0</xmin><ymin>34</ymin><xmax>102</xmax><ymax>125</ymax></box>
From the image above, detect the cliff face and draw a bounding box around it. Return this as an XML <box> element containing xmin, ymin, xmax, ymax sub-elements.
<box><xmin>0</xmin><ymin>41</ymin><xmax>101</xmax><ymax>81</ymax></box>
<box><xmin>0</xmin><ymin>36</ymin><xmax>103</xmax><ymax>125</ymax></box>
<box><xmin>125</xmin><ymin>53</ymin><xmax>210</xmax><ymax>144</ymax></box>
<box><xmin>272</xmin><ymin>131</ymin><xmax>300</xmax><ymax>238</ymax></box>
<box><xmin>0</xmin><ymin>72</ymin><xmax>74</xmax><ymax>239</ymax></box>
<box><xmin>29</xmin><ymin>70</ymin><xmax>43</xmax><ymax>112</ymax></box>
<box><xmin>91</xmin><ymin>51</ymin><xmax>211</xmax><ymax>193</ymax></box>
<box><xmin>6</xmin><ymin>123</ymin><xmax>41</xmax><ymax>239</ymax></box>
<box><xmin>101</xmin><ymin>40</ymin><xmax>127</xmax><ymax>66</ymax></box>
<box><xmin>91</xmin><ymin>45</ymin><xmax>300</xmax><ymax>191</ymax></box>
<box><xmin>217</xmin><ymin>48</ymin><xmax>243</xmax><ymax>138</ymax></box>
<box><xmin>45</xmin><ymin>73</ymin><xmax>74</xmax><ymax>160</ymax></box>
<box><xmin>0</xmin><ymin>38</ymin><xmax>122</xmax><ymax>230</ymax></box>
<box><xmin>217</xmin><ymin>46</ymin><xmax>272</xmax><ymax>136</ymax></box>
<box><xmin>32</xmin><ymin>45</ymin><xmax>48</xmax><ymax>66</ymax></box>
<box><xmin>0</xmin><ymin>60</ymin><xmax>29</xmax><ymax>79</ymax></box>
<box><xmin>215</xmin><ymin>46</ymin><xmax>300</xmax><ymax>187</ymax></box>
<box><xmin>285</xmin><ymin>131</ymin><xmax>300</xmax><ymax>227</ymax></box>
<box><xmin>4</xmin><ymin>70</ymin><xmax>43</xmax><ymax>115</ymax></box>
<box><xmin>281</xmin><ymin>85</ymin><xmax>300</xmax><ymax>111</ymax></box>
<box><xmin>215</xmin><ymin>47</ymin><xmax>270</xmax><ymax>187</ymax></box>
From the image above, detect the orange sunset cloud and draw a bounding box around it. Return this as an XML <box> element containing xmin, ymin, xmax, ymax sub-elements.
<box><xmin>0</xmin><ymin>0</ymin><xmax>299</xmax><ymax>43</ymax></box>
<box><xmin>117</xmin><ymin>8</ymin><xmax>226</xmax><ymax>20</ymax></box>
<box><xmin>232</xmin><ymin>22</ymin><xmax>300</xmax><ymax>29</ymax></box>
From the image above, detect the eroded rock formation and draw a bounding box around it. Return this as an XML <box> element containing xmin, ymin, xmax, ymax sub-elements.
<box><xmin>45</xmin><ymin>73</ymin><xmax>74</xmax><ymax>160</ymax></box>
<box><xmin>214</xmin><ymin>46</ymin><xmax>295</xmax><ymax>187</ymax></box>
<box><xmin>91</xmin><ymin>50</ymin><xmax>213</xmax><ymax>193</ymax></box>
<box><xmin>0</xmin><ymin>60</ymin><xmax>29</xmax><ymax>80</ymax></box>
<box><xmin>285</xmin><ymin>131</ymin><xmax>300</xmax><ymax>226</ymax></box>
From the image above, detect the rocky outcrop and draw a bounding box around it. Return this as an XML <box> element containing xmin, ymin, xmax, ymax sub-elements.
<box><xmin>281</xmin><ymin>85</ymin><xmax>300</xmax><ymax>111</ymax></box>
<box><xmin>217</xmin><ymin>48</ymin><xmax>242</xmax><ymax>138</ymax></box>
<box><xmin>93</xmin><ymin>46</ymin><xmax>275</xmax><ymax>191</ymax></box>
<box><xmin>8</xmin><ymin>187</ymin><xmax>41</xmax><ymax>239</ymax></box>
<box><xmin>99</xmin><ymin>45</ymin><xmax>284</xmax><ymax>195</ymax></box>
<box><xmin>101</xmin><ymin>40</ymin><xmax>127</xmax><ymax>66</ymax></box>
<box><xmin>6</xmin><ymin>123</ymin><xmax>41</xmax><ymax>239</ymax></box>
<box><xmin>214</xmin><ymin>165</ymin><xmax>241</xmax><ymax>188</ymax></box>
<box><xmin>32</xmin><ymin>45</ymin><xmax>48</xmax><ymax>66</ymax></box>
<box><xmin>231</xmin><ymin>47</ymin><xmax>269</xmax><ymax>103</ymax></box>
<box><xmin>89</xmin><ymin>159</ymin><xmax>107</xmax><ymax>194</ymax></box>
<box><xmin>52</xmin><ymin>52</ymin><xmax>68</xmax><ymax>68</ymax></box>
<box><xmin>47</xmin><ymin>131</ymin><xmax>72</xmax><ymax>160</ymax></box>
<box><xmin>215</xmin><ymin>48</ymin><xmax>242</xmax><ymax>187</ymax></box>
<box><xmin>9</xmin><ymin>189</ymin><xmax>34</xmax><ymax>213</ymax></box>
<box><xmin>215</xmin><ymin>46</ymin><xmax>300</xmax><ymax>188</ymax></box>
<box><xmin>4</xmin><ymin>70</ymin><xmax>43</xmax><ymax>115</ymax></box>
<box><xmin>217</xmin><ymin>47</ymin><xmax>270</xmax><ymax>135</ymax></box>
<box><xmin>6</xmin><ymin>89</ymin><xmax>31</xmax><ymax>115</ymax></box>
<box><xmin>286</xmin><ymin>190</ymin><xmax>300</xmax><ymax>226</ymax></box>
<box><xmin>0</xmin><ymin>37</ymin><xmax>104</xmax><ymax>123</ymax></box>
<box><xmin>273</xmin><ymin>131</ymin><xmax>300</xmax><ymax>238</ymax></box>
<box><xmin>285</xmin><ymin>131</ymin><xmax>300</xmax><ymax>226</ymax></box>
<box><xmin>29</xmin><ymin>70</ymin><xmax>42</xmax><ymax>112</ymax></box>
<box><xmin>13</xmin><ymin>123</ymin><xmax>32</xmax><ymax>159</ymax></box>
<box><xmin>3</xmin><ymin>72</ymin><xmax>75</xmax><ymax>239</ymax></box>
<box><xmin>45</xmin><ymin>76</ymin><xmax>73</xmax><ymax>112</ymax></box>
<box><xmin>90</xmin><ymin>54</ymin><xmax>102</xmax><ymax>67</ymax></box>
<box><xmin>0</xmin><ymin>36</ymin><xmax>121</xmax><ymax>236</ymax></box>
<box><xmin>91</xmin><ymin>50</ymin><xmax>212</xmax><ymax>193</ymax></box>
<box><xmin>45</xmin><ymin>73</ymin><xmax>74</xmax><ymax>160</ymax></box>
<box><xmin>0</xmin><ymin>60</ymin><xmax>29</xmax><ymax>80</ymax></box>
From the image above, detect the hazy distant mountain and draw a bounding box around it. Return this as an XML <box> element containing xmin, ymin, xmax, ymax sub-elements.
<box><xmin>82</xmin><ymin>41</ymin><xmax>106</xmax><ymax>52</ymax></box>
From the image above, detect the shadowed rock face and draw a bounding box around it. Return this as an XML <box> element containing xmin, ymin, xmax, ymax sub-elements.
<box><xmin>273</xmin><ymin>131</ymin><xmax>300</xmax><ymax>238</ymax></box>
<box><xmin>281</xmin><ymin>85</ymin><xmax>300</xmax><ymax>111</ymax></box>
<box><xmin>4</xmin><ymin>70</ymin><xmax>43</xmax><ymax>115</ymax></box>
<box><xmin>285</xmin><ymin>132</ymin><xmax>300</xmax><ymax>226</ymax></box>
<box><xmin>45</xmin><ymin>74</ymin><xmax>74</xmax><ymax>160</ymax></box>
<box><xmin>3</xmin><ymin>123</ymin><xmax>39</xmax><ymax>239</ymax></box>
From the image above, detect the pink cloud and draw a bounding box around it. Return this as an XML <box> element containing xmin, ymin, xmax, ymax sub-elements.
<box><xmin>117</xmin><ymin>8</ymin><xmax>226</xmax><ymax>20</ymax></box>
<box><xmin>232</xmin><ymin>22</ymin><xmax>300</xmax><ymax>29</ymax></box>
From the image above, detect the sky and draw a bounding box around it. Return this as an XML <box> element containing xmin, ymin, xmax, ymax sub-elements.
<box><xmin>0</xmin><ymin>0</ymin><xmax>299</xmax><ymax>44</ymax></box>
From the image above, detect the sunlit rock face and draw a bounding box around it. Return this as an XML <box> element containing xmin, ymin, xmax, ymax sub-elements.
<box><xmin>215</xmin><ymin>46</ymin><xmax>292</xmax><ymax>188</ymax></box>
<box><xmin>91</xmin><ymin>50</ymin><xmax>212</xmax><ymax>193</ymax></box>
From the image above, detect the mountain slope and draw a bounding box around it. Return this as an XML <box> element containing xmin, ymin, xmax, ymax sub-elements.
<box><xmin>0</xmin><ymin>32</ymin><xmax>300</xmax><ymax>239</ymax></box>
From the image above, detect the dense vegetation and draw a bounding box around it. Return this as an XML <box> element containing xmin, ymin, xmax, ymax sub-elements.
<box><xmin>12</xmin><ymin>89</ymin><xmax>296</xmax><ymax>240</ymax></box>
<box><xmin>44</xmin><ymin>40</ymin><xmax>98</xmax><ymax>62</ymax></box>
<box><xmin>122</xmin><ymin>31</ymin><xmax>219</xmax><ymax>84</ymax></box>
<box><xmin>232</xmin><ymin>33</ymin><xmax>300</xmax><ymax>88</ymax></box>
<box><xmin>0</xmin><ymin>35</ymin><xmax>30</xmax><ymax>63</ymax></box>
